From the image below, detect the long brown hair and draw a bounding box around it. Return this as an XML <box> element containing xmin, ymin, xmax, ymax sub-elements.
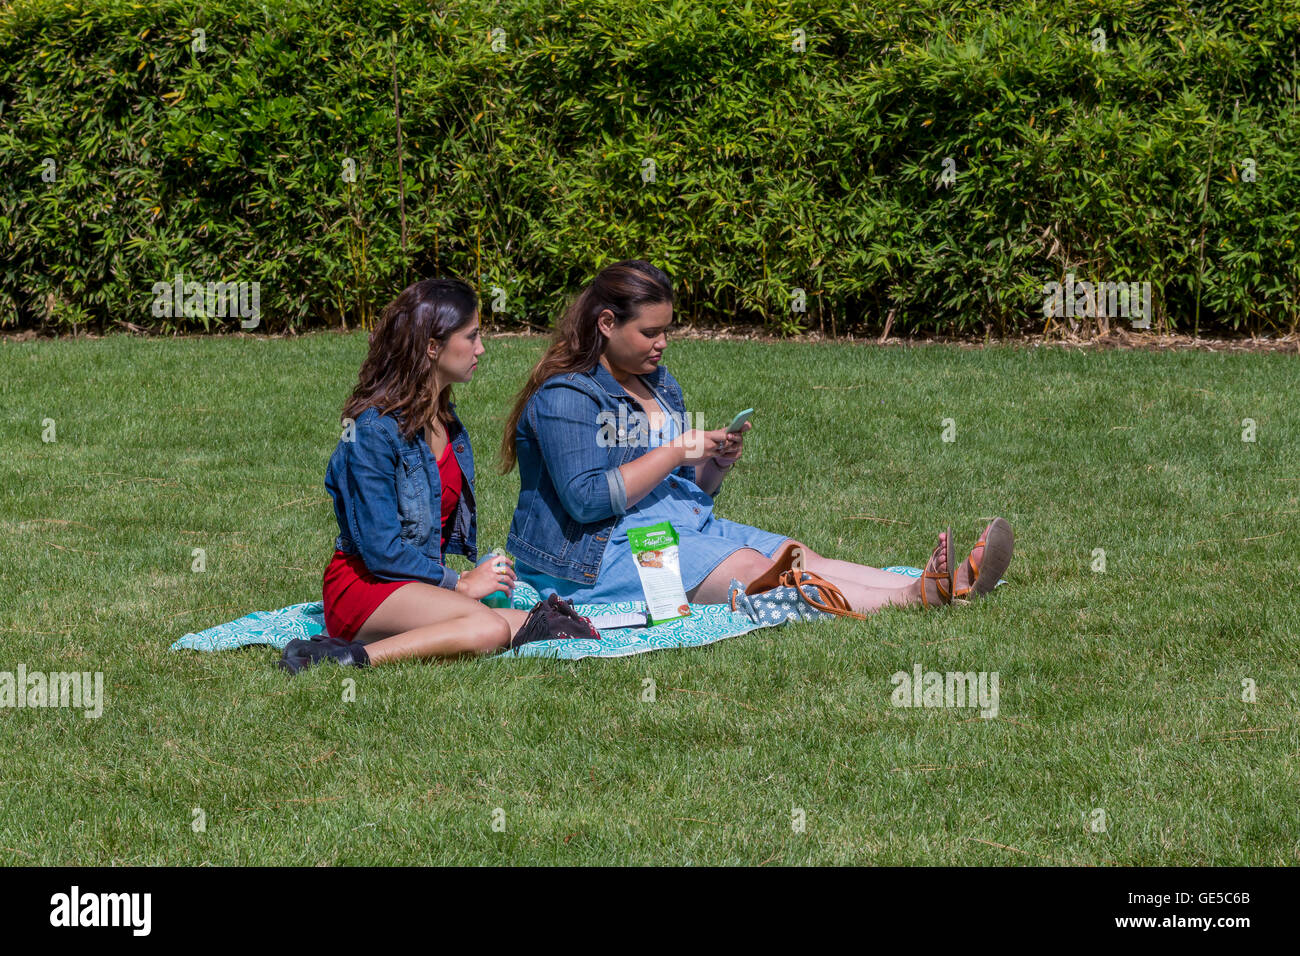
<box><xmin>499</xmin><ymin>259</ymin><xmax>674</xmax><ymax>473</ymax></box>
<box><xmin>343</xmin><ymin>277</ymin><xmax>479</xmax><ymax>443</ymax></box>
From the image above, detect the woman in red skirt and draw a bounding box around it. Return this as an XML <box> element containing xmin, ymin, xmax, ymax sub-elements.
<box><xmin>283</xmin><ymin>278</ymin><xmax>529</xmax><ymax>674</ymax></box>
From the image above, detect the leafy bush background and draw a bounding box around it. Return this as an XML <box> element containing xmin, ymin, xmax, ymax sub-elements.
<box><xmin>2</xmin><ymin>0</ymin><xmax>1298</xmax><ymax>335</ymax></box>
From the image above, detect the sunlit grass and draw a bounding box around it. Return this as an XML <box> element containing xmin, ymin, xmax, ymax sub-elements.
<box><xmin>0</xmin><ymin>332</ymin><xmax>1295</xmax><ymax>864</ymax></box>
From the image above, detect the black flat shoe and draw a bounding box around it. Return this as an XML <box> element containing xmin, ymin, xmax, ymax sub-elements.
<box><xmin>280</xmin><ymin>636</ymin><xmax>371</xmax><ymax>675</ymax></box>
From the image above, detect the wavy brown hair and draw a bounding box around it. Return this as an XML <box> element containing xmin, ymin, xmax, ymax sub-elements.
<box><xmin>499</xmin><ymin>259</ymin><xmax>675</xmax><ymax>473</ymax></box>
<box><xmin>343</xmin><ymin>277</ymin><xmax>479</xmax><ymax>443</ymax></box>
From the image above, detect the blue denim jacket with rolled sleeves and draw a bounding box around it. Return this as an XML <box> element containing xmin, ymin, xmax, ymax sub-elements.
<box><xmin>325</xmin><ymin>405</ymin><xmax>478</xmax><ymax>590</ymax></box>
<box><xmin>507</xmin><ymin>362</ymin><xmax>696</xmax><ymax>584</ymax></box>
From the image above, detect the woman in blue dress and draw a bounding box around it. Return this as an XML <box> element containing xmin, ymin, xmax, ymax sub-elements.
<box><xmin>500</xmin><ymin>260</ymin><xmax>1013</xmax><ymax>613</ymax></box>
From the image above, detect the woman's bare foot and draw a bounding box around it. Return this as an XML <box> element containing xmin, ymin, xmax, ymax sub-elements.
<box><xmin>919</xmin><ymin>529</ymin><xmax>954</xmax><ymax>607</ymax></box>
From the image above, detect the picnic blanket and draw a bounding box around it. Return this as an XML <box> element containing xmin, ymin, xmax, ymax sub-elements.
<box><xmin>170</xmin><ymin>566</ymin><xmax>941</xmax><ymax>661</ymax></box>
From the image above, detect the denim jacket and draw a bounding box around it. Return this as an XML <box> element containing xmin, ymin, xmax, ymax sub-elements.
<box><xmin>507</xmin><ymin>362</ymin><xmax>697</xmax><ymax>584</ymax></box>
<box><xmin>325</xmin><ymin>404</ymin><xmax>477</xmax><ymax>589</ymax></box>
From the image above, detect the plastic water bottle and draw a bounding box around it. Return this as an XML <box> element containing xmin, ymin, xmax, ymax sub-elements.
<box><xmin>477</xmin><ymin>548</ymin><xmax>512</xmax><ymax>609</ymax></box>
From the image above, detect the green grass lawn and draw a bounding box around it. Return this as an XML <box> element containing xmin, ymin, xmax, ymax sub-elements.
<box><xmin>1</xmin><ymin>332</ymin><xmax>1296</xmax><ymax>865</ymax></box>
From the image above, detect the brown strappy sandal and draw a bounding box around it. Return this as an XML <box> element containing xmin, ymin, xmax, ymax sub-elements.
<box><xmin>954</xmin><ymin>518</ymin><xmax>1014</xmax><ymax>600</ymax></box>
<box><xmin>920</xmin><ymin>527</ymin><xmax>955</xmax><ymax>608</ymax></box>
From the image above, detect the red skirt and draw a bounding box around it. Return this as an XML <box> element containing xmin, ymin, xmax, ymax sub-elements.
<box><xmin>322</xmin><ymin>550</ymin><xmax>416</xmax><ymax>642</ymax></box>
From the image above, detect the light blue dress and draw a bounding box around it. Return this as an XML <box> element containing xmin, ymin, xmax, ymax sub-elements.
<box><xmin>516</xmin><ymin>395</ymin><xmax>789</xmax><ymax>604</ymax></box>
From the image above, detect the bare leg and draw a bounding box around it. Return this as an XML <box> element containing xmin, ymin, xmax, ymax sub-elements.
<box><xmin>686</xmin><ymin>549</ymin><xmax>773</xmax><ymax>604</ymax></box>
<box><xmin>688</xmin><ymin>535</ymin><xmax>951</xmax><ymax>615</ymax></box>
<box><xmin>804</xmin><ymin>572</ymin><xmax>920</xmax><ymax>614</ymax></box>
<box><xmin>489</xmin><ymin>607</ymin><xmax>531</xmax><ymax>634</ymax></box>
<box><xmin>799</xmin><ymin>539</ymin><xmax>954</xmax><ymax>612</ymax></box>
<box><xmin>351</xmin><ymin>583</ymin><xmax>523</xmax><ymax>664</ymax></box>
<box><xmin>800</xmin><ymin>551</ymin><xmax>919</xmax><ymax>589</ymax></box>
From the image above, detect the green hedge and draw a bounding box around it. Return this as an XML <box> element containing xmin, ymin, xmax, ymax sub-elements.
<box><xmin>2</xmin><ymin>0</ymin><xmax>1298</xmax><ymax>335</ymax></box>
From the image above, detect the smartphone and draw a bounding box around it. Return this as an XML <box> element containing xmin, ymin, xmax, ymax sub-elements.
<box><xmin>726</xmin><ymin>408</ymin><xmax>754</xmax><ymax>433</ymax></box>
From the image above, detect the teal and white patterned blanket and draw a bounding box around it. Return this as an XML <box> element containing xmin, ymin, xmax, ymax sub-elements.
<box><xmin>170</xmin><ymin>567</ymin><xmax>936</xmax><ymax>660</ymax></box>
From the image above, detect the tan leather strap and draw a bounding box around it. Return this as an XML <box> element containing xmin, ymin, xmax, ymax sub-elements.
<box><xmin>786</xmin><ymin>570</ymin><xmax>868</xmax><ymax>621</ymax></box>
<box><xmin>953</xmin><ymin>534</ymin><xmax>987</xmax><ymax>599</ymax></box>
<box><xmin>968</xmin><ymin>535</ymin><xmax>985</xmax><ymax>577</ymax></box>
<box><xmin>921</xmin><ymin>568</ymin><xmax>952</xmax><ymax>607</ymax></box>
<box><xmin>732</xmin><ymin>567</ymin><xmax>867</xmax><ymax>621</ymax></box>
<box><xmin>743</xmin><ymin>541</ymin><xmax>807</xmax><ymax>596</ymax></box>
